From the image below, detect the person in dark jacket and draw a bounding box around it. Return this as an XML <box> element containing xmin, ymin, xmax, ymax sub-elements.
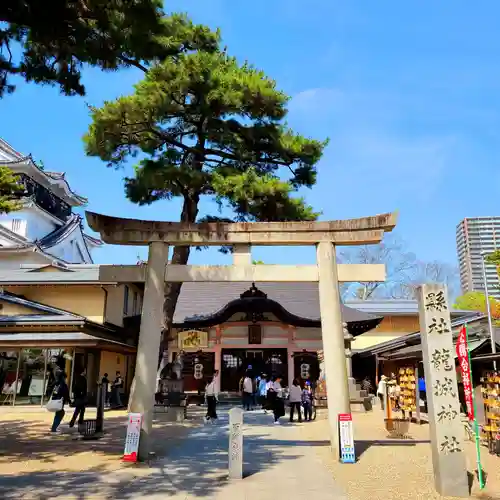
<box><xmin>111</xmin><ymin>371</ymin><xmax>124</xmax><ymax>408</ymax></box>
<box><xmin>69</xmin><ymin>369</ymin><xmax>87</xmax><ymax>428</ymax></box>
<box><xmin>51</xmin><ymin>371</ymin><xmax>70</xmax><ymax>433</ymax></box>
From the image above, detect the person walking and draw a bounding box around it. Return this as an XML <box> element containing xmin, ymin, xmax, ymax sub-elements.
<box><xmin>205</xmin><ymin>375</ymin><xmax>219</xmax><ymax>423</ymax></box>
<box><xmin>111</xmin><ymin>371</ymin><xmax>123</xmax><ymax>408</ymax></box>
<box><xmin>50</xmin><ymin>372</ymin><xmax>70</xmax><ymax>433</ymax></box>
<box><xmin>69</xmin><ymin>368</ymin><xmax>87</xmax><ymax>428</ymax></box>
<box><xmin>242</xmin><ymin>371</ymin><xmax>253</xmax><ymax>411</ymax></box>
<box><xmin>361</xmin><ymin>376</ymin><xmax>374</xmax><ymax>395</ymax></box>
<box><xmin>258</xmin><ymin>373</ymin><xmax>268</xmax><ymax>410</ymax></box>
<box><xmin>418</xmin><ymin>375</ymin><xmax>427</xmax><ymax>413</ymax></box>
<box><xmin>377</xmin><ymin>375</ymin><xmax>388</xmax><ymax>411</ymax></box>
<box><xmin>302</xmin><ymin>381</ymin><xmax>313</xmax><ymax>421</ymax></box>
<box><xmin>272</xmin><ymin>376</ymin><xmax>285</xmax><ymax>424</ymax></box>
<box><xmin>289</xmin><ymin>378</ymin><xmax>302</xmax><ymax>423</ymax></box>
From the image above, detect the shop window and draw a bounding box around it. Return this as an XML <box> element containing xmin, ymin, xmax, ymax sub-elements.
<box><xmin>248</xmin><ymin>324</ymin><xmax>262</xmax><ymax>344</ymax></box>
<box><xmin>0</xmin><ymin>351</ymin><xmax>20</xmax><ymax>405</ymax></box>
<box><xmin>123</xmin><ymin>285</ymin><xmax>129</xmax><ymax>315</ymax></box>
<box><xmin>133</xmin><ymin>291</ymin><xmax>138</xmax><ymax>314</ymax></box>
<box><xmin>14</xmin><ymin>349</ymin><xmax>48</xmax><ymax>406</ymax></box>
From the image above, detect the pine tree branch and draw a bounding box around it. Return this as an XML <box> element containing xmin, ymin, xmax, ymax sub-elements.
<box><xmin>119</xmin><ymin>55</ymin><xmax>148</xmax><ymax>73</ymax></box>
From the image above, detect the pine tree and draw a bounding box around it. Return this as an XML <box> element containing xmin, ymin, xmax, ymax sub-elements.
<box><xmin>0</xmin><ymin>1</ymin><xmax>219</xmax><ymax>97</ymax></box>
<box><xmin>85</xmin><ymin>48</ymin><xmax>328</xmax><ymax>339</ymax></box>
<box><xmin>0</xmin><ymin>167</ymin><xmax>22</xmax><ymax>213</ymax></box>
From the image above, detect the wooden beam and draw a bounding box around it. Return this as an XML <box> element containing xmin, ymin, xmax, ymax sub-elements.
<box><xmin>97</xmin><ymin>263</ymin><xmax>385</xmax><ymax>283</ymax></box>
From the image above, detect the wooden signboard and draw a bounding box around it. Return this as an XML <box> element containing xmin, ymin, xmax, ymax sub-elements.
<box><xmin>178</xmin><ymin>330</ymin><xmax>208</xmax><ymax>349</ymax></box>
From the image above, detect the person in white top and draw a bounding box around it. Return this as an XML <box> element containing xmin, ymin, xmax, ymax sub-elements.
<box><xmin>272</xmin><ymin>376</ymin><xmax>285</xmax><ymax>424</ymax></box>
<box><xmin>242</xmin><ymin>372</ymin><xmax>253</xmax><ymax>411</ymax></box>
<box><xmin>377</xmin><ymin>375</ymin><xmax>387</xmax><ymax>411</ymax></box>
<box><xmin>288</xmin><ymin>378</ymin><xmax>303</xmax><ymax>423</ymax></box>
<box><xmin>205</xmin><ymin>375</ymin><xmax>219</xmax><ymax>422</ymax></box>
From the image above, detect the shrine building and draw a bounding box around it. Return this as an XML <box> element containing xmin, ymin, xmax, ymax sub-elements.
<box><xmin>161</xmin><ymin>281</ymin><xmax>382</xmax><ymax>392</ymax></box>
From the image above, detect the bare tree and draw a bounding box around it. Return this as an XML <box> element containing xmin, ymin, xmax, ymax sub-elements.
<box><xmin>338</xmin><ymin>235</ymin><xmax>416</xmax><ymax>300</ymax></box>
<box><xmin>394</xmin><ymin>260</ymin><xmax>460</xmax><ymax>300</ymax></box>
<box><xmin>338</xmin><ymin>235</ymin><xmax>459</xmax><ymax>300</ymax></box>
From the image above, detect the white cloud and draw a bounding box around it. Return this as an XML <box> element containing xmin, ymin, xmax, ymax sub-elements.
<box><xmin>288</xmin><ymin>88</ymin><xmax>344</xmax><ymax>115</ymax></box>
<box><xmin>288</xmin><ymin>86</ymin><xmax>457</xmax><ymax>202</ymax></box>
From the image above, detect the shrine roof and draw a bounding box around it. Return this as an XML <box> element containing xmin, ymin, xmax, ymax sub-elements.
<box><xmin>354</xmin><ymin>311</ymin><xmax>486</xmax><ymax>358</ymax></box>
<box><xmin>173</xmin><ymin>282</ymin><xmax>383</xmax><ymax>334</ymax></box>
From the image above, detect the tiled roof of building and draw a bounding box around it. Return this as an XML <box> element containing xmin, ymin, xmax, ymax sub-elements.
<box><xmin>173</xmin><ymin>282</ymin><xmax>380</xmax><ymax>324</ymax></box>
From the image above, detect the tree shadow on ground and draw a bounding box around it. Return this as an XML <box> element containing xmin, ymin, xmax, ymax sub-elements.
<box><xmin>0</xmin><ymin>412</ymin><xmax>303</xmax><ymax>499</ymax></box>
<box><xmin>0</xmin><ymin>412</ymin><xmax>199</xmax><ymax>466</ymax></box>
<box><xmin>355</xmin><ymin>438</ymin><xmax>431</xmax><ymax>459</ymax></box>
<box><xmin>0</xmin><ymin>433</ymin><xmax>298</xmax><ymax>499</ymax></box>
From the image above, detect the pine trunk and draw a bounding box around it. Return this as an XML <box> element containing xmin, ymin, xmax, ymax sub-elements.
<box><xmin>161</xmin><ymin>193</ymin><xmax>199</xmax><ymax>348</ymax></box>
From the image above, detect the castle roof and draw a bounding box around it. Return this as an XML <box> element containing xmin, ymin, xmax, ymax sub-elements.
<box><xmin>0</xmin><ymin>138</ymin><xmax>87</xmax><ymax>207</ymax></box>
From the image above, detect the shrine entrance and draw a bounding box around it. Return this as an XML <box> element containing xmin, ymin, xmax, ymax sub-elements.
<box><xmin>220</xmin><ymin>348</ymin><xmax>287</xmax><ymax>392</ymax></box>
<box><xmin>293</xmin><ymin>351</ymin><xmax>320</xmax><ymax>385</ymax></box>
<box><xmin>86</xmin><ymin>210</ymin><xmax>397</xmax><ymax>459</ymax></box>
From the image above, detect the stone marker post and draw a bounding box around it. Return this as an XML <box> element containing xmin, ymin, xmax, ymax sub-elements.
<box><xmin>418</xmin><ymin>284</ymin><xmax>469</xmax><ymax>498</ymax></box>
<box><xmin>229</xmin><ymin>407</ymin><xmax>244</xmax><ymax>480</ymax></box>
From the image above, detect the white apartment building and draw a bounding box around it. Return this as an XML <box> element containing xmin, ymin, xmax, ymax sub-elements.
<box><xmin>456</xmin><ymin>217</ymin><xmax>500</xmax><ymax>299</ymax></box>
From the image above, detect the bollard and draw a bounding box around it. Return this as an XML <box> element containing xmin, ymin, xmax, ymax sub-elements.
<box><xmin>228</xmin><ymin>407</ymin><xmax>243</xmax><ymax>479</ymax></box>
<box><xmin>95</xmin><ymin>382</ymin><xmax>106</xmax><ymax>433</ymax></box>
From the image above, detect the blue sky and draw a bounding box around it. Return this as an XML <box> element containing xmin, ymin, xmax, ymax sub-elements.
<box><xmin>1</xmin><ymin>1</ymin><xmax>499</xmax><ymax>268</ymax></box>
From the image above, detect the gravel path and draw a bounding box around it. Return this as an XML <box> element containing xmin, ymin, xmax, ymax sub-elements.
<box><xmin>300</xmin><ymin>410</ymin><xmax>500</xmax><ymax>500</ymax></box>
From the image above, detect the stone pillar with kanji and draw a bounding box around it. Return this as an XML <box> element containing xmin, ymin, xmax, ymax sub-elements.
<box><xmin>418</xmin><ymin>284</ymin><xmax>469</xmax><ymax>498</ymax></box>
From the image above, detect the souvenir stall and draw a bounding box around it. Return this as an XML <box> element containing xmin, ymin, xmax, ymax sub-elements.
<box><xmin>398</xmin><ymin>367</ymin><xmax>418</xmax><ymax>419</ymax></box>
<box><xmin>480</xmin><ymin>371</ymin><xmax>500</xmax><ymax>454</ymax></box>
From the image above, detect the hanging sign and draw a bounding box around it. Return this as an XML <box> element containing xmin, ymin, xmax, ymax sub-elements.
<box><xmin>338</xmin><ymin>413</ymin><xmax>356</xmax><ymax>464</ymax></box>
<box><xmin>123</xmin><ymin>412</ymin><xmax>142</xmax><ymax>462</ymax></box>
<box><xmin>456</xmin><ymin>326</ymin><xmax>474</xmax><ymax>421</ymax></box>
<box><xmin>300</xmin><ymin>363</ymin><xmax>310</xmax><ymax>379</ymax></box>
<box><xmin>178</xmin><ymin>330</ymin><xmax>208</xmax><ymax>349</ymax></box>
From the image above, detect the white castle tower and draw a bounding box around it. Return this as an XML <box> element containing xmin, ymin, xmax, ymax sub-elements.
<box><xmin>0</xmin><ymin>138</ymin><xmax>102</xmax><ymax>267</ymax></box>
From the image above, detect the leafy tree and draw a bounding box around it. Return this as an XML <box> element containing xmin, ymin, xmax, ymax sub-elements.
<box><xmin>0</xmin><ymin>1</ymin><xmax>219</xmax><ymax>97</ymax></box>
<box><xmin>84</xmin><ymin>49</ymin><xmax>327</xmax><ymax>339</ymax></box>
<box><xmin>252</xmin><ymin>260</ymin><xmax>265</xmax><ymax>265</ymax></box>
<box><xmin>453</xmin><ymin>291</ymin><xmax>500</xmax><ymax>324</ymax></box>
<box><xmin>0</xmin><ymin>167</ymin><xmax>22</xmax><ymax>213</ymax></box>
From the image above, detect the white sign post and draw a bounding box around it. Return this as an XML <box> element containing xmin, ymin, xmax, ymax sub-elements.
<box><xmin>418</xmin><ymin>284</ymin><xmax>469</xmax><ymax>497</ymax></box>
<box><xmin>228</xmin><ymin>408</ymin><xmax>244</xmax><ymax>479</ymax></box>
<box><xmin>338</xmin><ymin>413</ymin><xmax>355</xmax><ymax>463</ymax></box>
<box><xmin>123</xmin><ymin>412</ymin><xmax>142</xmax><ymax>462</ymax></box>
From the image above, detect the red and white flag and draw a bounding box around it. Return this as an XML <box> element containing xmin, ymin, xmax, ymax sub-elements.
<box><xmin>456</xmin><ymin>325</ymin><xmax>474</xmax><ymax>421</ymax></box>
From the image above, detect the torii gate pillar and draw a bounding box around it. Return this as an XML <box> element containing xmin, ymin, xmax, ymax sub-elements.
<box><xmin>317</xmin><ymin>241</ymin><xmax>350</xmax><ymax>449</ymax></box>
<box><xmin>128</xmin><ymin>242</ymin><xmax>169</xmax><ymax>460</ymax></box>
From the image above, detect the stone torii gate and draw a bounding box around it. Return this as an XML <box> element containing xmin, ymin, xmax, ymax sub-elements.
<box><xmin>86</xmin><ymin>211</ymin><xmax>397</xmax><ymax>460</ymax></box>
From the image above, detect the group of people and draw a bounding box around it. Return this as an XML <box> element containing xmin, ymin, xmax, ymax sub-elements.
<box><xmin>48</xmin><ymin>368</ymin><xmax>125</xmax><ymax>433</ymax></box>
<box><xmin>204</xmin><ymin>371</ymin><xmax>315</xmax><ymax>425</ymax></box>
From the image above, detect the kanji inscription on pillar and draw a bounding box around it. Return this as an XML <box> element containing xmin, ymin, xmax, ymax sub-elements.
<box><xmin>228</xmin><ymin>407</ymin><xmax>243</xmax><ymax>479</ymax></box>
<box><xmin>418</xmin><ymin>284</ymin><xmax>468</xmax><ymax>498</ymax></box>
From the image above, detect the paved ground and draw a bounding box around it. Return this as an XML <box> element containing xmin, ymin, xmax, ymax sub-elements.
<box><xmin>130</xmin><ymin>410</ymin><xmax>347</xmax><ymax>500</ymax></box>
<box><xmin>3</xmin><ymin>406</ymin><xmax>500</xmax><ymax>499</ymax></box>
<box><xmin>0</xmin><ymin>408</ymin><xmax>347</xmax><ymax>499</ymax></box>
